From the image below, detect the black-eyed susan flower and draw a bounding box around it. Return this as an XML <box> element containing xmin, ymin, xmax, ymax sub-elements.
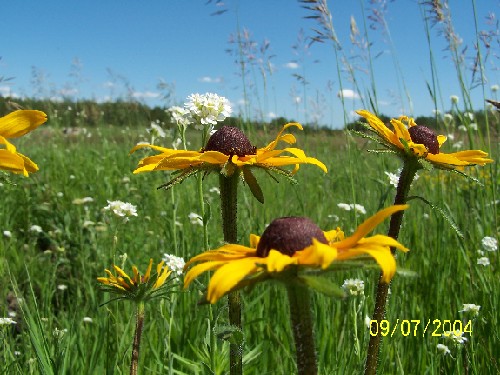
<box><xmin>356</xmin><ymin>109</ymin><xmax>493</xmax><ymax>170</ymax></box>
<box><xmin>97</xmin><ymin>258</ymin><xmax>178</xmax><ymax>375</ymax></box>
<box><xmin>130</xmin><ymin>123</ymin><xmax>327</xmax><ymax>201</ymax></box>
<box><xmin>0</xmin><ymin>110</ymin><xmax>47</xmax><ymax>176</ymax></box>
<box><xmin>97</xmin><ymin>258</ymin><xmax>173</xmax><ymax>302</ymax></box>
<box><xmin>184</xmin><ymin>205</ymin><xmax>408</xmax><ymax>304</ymax></box>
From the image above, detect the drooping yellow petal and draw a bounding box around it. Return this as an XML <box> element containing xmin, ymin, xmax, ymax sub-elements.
<box><xmin>207</xmin><ymin>258</ymin><xmax>260</xmax><ymax>303</ymax></box>
<box><xmin>184</xmin><ymin>244</ymin><xmax>255</xmax><ymax>268</ymax></box>
<box><xmin>249</xmin><ymin>234</ymin><xmax>260</xmax><ymax>248</ymax></box>
<box><xmin>153</xmin><ymin>266</ymin><xmax>171</xmax><ymax>289</ymax></box>
<box><xmin>0</xmin><ymin>110</ymin><xmax>47</xmax><ymax>138</ymax></box>
<box><xmin>0</xmin><ymin>150</ymin><xmax>30</xmax><ymax>175</ymax></box>
<box><xmin>262</xmin><ymin>123</ymin><xmax>302</xmax><ymax>152</ymax></box>
<box><xmin>356</xmin><ymin>110</ymin><xmax>396</xmax><ymax>145</ymax></box>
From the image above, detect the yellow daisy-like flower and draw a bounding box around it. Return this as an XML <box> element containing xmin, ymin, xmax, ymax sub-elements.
<box><xmin>0</xmin><ymin>110</ymin><xmax>47</xmax><ymax>176</ymax></box>
<box><xmin>184</xmin><ymin>205</ymin><xmax>409</xmax><ymax>304</ymax></box>
<box><xmin>356</xmin><ymin>109</ymin><xmax>493</xmax><ymax>170</ymax></box>
<box><xmin>97</xmin><ymin>259</ymin><xmax>172</xmax><ymax>302</ymax></box>
<box><xmin>131</xmin><ymin>123</ymin><xmax>327</xmax><ymax>187</ymax></box>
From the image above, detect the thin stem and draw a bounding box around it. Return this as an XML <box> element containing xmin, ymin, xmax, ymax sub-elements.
<box><xmin>364</xmin><ymin>160</ymin><xmax>418</xmax><ymax>375</ymax></box>
<box><xmin>130</xmin><ymin>301</ymin><xmax>145</xmax><ymax>375</ymax></box>
<box><xmin>219</xmin><ymin>172</ymin><xmax>242</xmax><ymax>375</ymax></box>
<box><xmin>286</xmin><ymin>282</ymin><xmax>317</xmax><ymax>375</ymax></box>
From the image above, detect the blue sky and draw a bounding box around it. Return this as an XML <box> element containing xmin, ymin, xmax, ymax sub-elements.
<box><xmin>1</xmin><ymin>0</ymin><xmax>498</xmax><ymax>128</ymax></box>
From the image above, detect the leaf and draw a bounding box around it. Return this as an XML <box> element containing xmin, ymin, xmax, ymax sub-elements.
<box><xmin>213</xmin><ymin>325</ymin><xmax>244</xmax><ymax>346</ymax></box>
<box><xmin>298</xmin><ymin>275</ymin><xmax>346</xmax><ymax>298</ymax></box>
<box><xmin>242</xmin><ymin>167</ymin><xmax>264</xmax><ymax>204</ymax></box>
<box><xmin>407</xmin><ymin>195</ymin><xmax>464</xmax><ymax>239</ymax></box>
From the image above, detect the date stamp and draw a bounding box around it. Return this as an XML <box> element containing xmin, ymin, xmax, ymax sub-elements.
<box><xmin>369</xmin><ymin>319</ymin><xmax>472</xmax><ymax>337</ymax></box>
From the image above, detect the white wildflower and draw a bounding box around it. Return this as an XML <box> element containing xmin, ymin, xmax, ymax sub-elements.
<box><xmin>477</xmin><ymin>257</ymin><xmax>490</xmax><ymax>266</ymax></box>
<box><xmin>103</xmin><ymin>200</ymin><xmax>138</xmax><ymax>222</ymax></box>
<box><xmin>57</xmin><ymin>284</ymin><xmax>68</xmax><ymax>291</ymax></box>
<box><xmin>384</xmin><ymin>171</ymin><xmax>399</xmax><ymax>187</ymax></box>
<box><xmin>169</xmin><ymin>106</ymin><xmax>190</xmax><ymax>128</ymax></box>
<box><xmin>481</xmin><ymin>236</ymin><xmax>497</xmax><ymax>252</ymax></box>
<box><xmin>342</xmin><ymin>278</ymin><xmax>365</xmax><ymax>296</ymax></box>
<box><xmin>491</xmin><ymin>84</ymin><xmax>499</xmax><ymax>92</ymax></box>
<box><xmin>442</xmin><ymin>330</ymin><xmax>467</xmax><ymax>345</ymax></box>
<box><xmin>3</xmin><ymin>230</ymin><xmax>12</xmax><ymax>238</ymax></box>
<box><xmin>209</xmin><ymin>187</ymin><xmax>221</xmax><ymax>195</ymax></box>
<box><xmin>450</xmin><ymin>95</ymin><xmax>459</xmax><ymax>104</ymax></box>
<box><xmin>83</xmin><ymin>317</ymin><xmax>93</xmax><ymax>323</ymax></box>
<box><xmin>469</xmin><ymin>123</ymin><xmax>478</xmax><ymax>131</ymax></box>
<box><xmin>0</xmin><ymin>317</ymin><xmax>17</xmax><ymax>325</ymax></box>
<box><xmin>437</xmin><ymin>343</ymin><xmax>451</xmax><ymax>355</ymax></box>
<box><xmin>29</xmin><ymin>225</ymin><xmax>42</xmax><ymax>233</ymax></box>
<box><xmin>188</xmin><ymin>212</ymin><xmax>203</xmax><ymax>226</ymax></box>
<box><xmin>457</xmin><ymin>125</ymin><xmax>467</xmax><ymax>132</ymax></box>
<box><xmin>337</xmin><ymin>203</ymin><xmax>366</xmax><ymax>214</ymax></box>
<box><xmin>184</xmin><ymin>92</ymin><xmax>232</xmax><ymax>127</ymax></box>
<box><xmin>148</xmin><ymin>122</ymin><xmax>166</xmax><ymax>139</ymax></box>
<box><xmin>162</xmin><ymin>253</ymin><xmax>185</xmax><ymax>279</ymax></box>
<box><xmin>452</xmin><ymin>141</ymin><xmax>464</xmax><ymax>149</ymax></box>
<box><xmin>459</xmin><ymin>304</ymin><xmax>480</xmax><ymax>317</ymax></box>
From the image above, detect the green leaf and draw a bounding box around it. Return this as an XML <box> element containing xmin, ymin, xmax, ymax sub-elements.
<box><xmin>407</xmin><ymin>195</ymin><xmax>464</xmax><ymax>239</ymax></box>
<box><xmin>298</xmin><ymin>275</ymin><xmax>346</xmax><ymax>298</ymax></box>
<box><xmin>214</xmin><ymin>324</ymin><xmax>244</xmax><ymax>346</ymax></box>
<box><xmin>242</xmin><ymin>167</ymin><xmax>264</xmax><ymax>204</ymax></box>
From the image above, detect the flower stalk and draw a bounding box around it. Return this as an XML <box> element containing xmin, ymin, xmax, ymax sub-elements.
<box><xmin>219</xmin><ymin>172</ymin><xmax>242</xmax><ymax>375</ymax></box>
<box><xmin>364</xmin><ymin>160</ymin><xmax>418</xmax><ymax>375</ymax></box>
<box><xmin>130</xmin><ymin>301</ymin><xmax>145</xmax><ymax>375</ymax></box>
<box><xmin>286</xmin><ymin>282</ymin><xmax>317</xmax><ymax>375</ymax></box>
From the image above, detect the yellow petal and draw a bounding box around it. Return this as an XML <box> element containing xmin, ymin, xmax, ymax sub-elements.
<box><xmin>437</xmin><ymin>135</ymin><xmax>447</xmax><ymax>147</ymax></box>
<box><xmin>338</xmin><ymin>244</ymin><xmax>397</xmax><ymax>283</ymax></box>
<box><xmin>249</xmin><ymin>234</ymin><xmax>260</xmax><ymax>248</ymax></box>
<box><xmin>298</xmin><ymin>240</ymin><xmax>338</xmax><ymax>269</ymax></box>
<box><xmin>0</xmin><ymin>110</ymin><xmax>47</xmax><ymax>138</ymax></box>
<box><xmin>207</xmin><ymin>258</ymin><xmax>259</xmax><ymax>303</ymax></box>
<box><xmin>0</xmin><ymin>150</ymin><xmax>29</xmax><ymax>175</ymax></box>
<box><xmin>356</xmin><ymin>110</ymin><xmax>396</xmax><ymax>145</ymax></box>
<box><xmin>262</xmin><ymin>123</ymin><xmax>302</xmax><ymax>151</ymax></box>
<box><xmin>183</xmin><ymin>261</ymin><xmax>226</xmax><ymax>289</ymax></box>
<box><xmin>337</xmin><ymin>205</ymin><xmax>408</xmax><ymax>248</ymax></box>
<box><xmin>265</xmin><ymin>250</ymin><xmax>297</xmax><ymax>272</ymax></box>
<box><xmin>143</xmin><ymin>259</ymin><xmax>154</xmax><ymax>283</ymax></box>
<box><xmin>153</xmin><ymin>267</ymin><xmax>171</xmax><ymax>289</ymax></box>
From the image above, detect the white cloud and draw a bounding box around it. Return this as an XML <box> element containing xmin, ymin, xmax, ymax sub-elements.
<box><xmin>131</xmin><ymin>91</ymin><xmax>160</xmax><ymax>99</ymax></box>
<box><xmin>0</xmin><ymin>86</ymin><xmax>19</xmax><ymax>98</ymax></box>
<box><xmin>284</xmin><ymin>62</ymin><xmax>299</xmax><ymax>69</ymax></box>
<box><xmin>337</xmin><ymin>89</ymin><xmax>360</xmax><ymax>99</ymax></box>
<box><xmin>198</xmin><ymin>76</ymin><xmax>222</xmax><ymax>83</ymax></box>
<box><xmin>267</xmin><ymin>112</ymin><xmax>277</xmax><ymax>119</ymax></box>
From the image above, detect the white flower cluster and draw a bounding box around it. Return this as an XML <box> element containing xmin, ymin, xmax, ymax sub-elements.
<box><xmin>337</xmin><ymin>203</ymin><xmax>367</xmax><ymax>215</ymax></box>
<box><xmin>442</xmin><ymin>330</ymin><xmax>467</xmax><ymax>345</ymax></box>
<box><xmin>188</xmin><ymin>212</ymin><xmax>203</xmax><ymax>226</ymax></box>
<box><xmin>459</xmin><ymin>303</ymin><xmax>481</xmax><ymax>317</ymax></box>
<box><xmin>148</xmin><ymin>121</ymin><xmax>166</xmax><ymax>139</ymax></box>
<box><xmin>103</xmin><ymin>200</ymin><xmax>138</xmax><ymax>222</ymax></box>
<box><xmin>171</xmin><ymin>93</ymin><xmax>231</xmax><ymax>129</ymax></box>
<box><xmin>162</xmin><ymin>253</ymin><xmax>185</xmax><ymax>279</ymax></box>
<box><xmin>436</xmin><ymin>343</ymin><xmax>451</xmax><ymax>356</ymax></box>
<box><xmin>384</xmin><ymin>171</ymin><xmax>399</xmax><ymax>188</ymax></box>
<box><xmin>342</xmin><ymin>278</ymin><xmax>365</xmax><ymax>296</ymax></box>
<box><xmin>481</xmin><ymin>236</ymin><xmax>497</xmax><ymax>252</ymax></box>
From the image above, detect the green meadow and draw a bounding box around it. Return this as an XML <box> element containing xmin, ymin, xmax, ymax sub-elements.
<box><xmin>0</xmin><ymin>109</ymin><xmax>497</xmax><ymax>374</ymax></box>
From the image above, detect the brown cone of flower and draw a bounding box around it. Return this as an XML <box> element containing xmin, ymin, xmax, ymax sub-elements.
<box><xmin>408</xmin><ymin>125</ymin><xmax>439</xmax><ymax>154</ymax></box>
<box><xmin>204</xmin><ymin>126</ymin><xmax>256</xmax><ymax>157</ymax></box>
<box><xmin>256</xmin><ymin>217</ymin><xmax>328</xmax><ymax>257</ymax></box>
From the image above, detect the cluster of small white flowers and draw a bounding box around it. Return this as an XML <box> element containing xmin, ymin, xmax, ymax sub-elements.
<box><xmin>169</xmin><ymin>106</ymin><xmax>190</xmax><ymax>128</ymax></box>
<box><xmin>103</xmin><ymin>200</ymin><xmax>138</xmax><ymax>222</ymax></box>
<box><xmin>184</xmin><ymin>93</ymin><xmax>232</xmax><ymax>128</ymax></box>
<box><xmin>337</xmin><ymin>203</ymin><xmax>367</xmax><ymax>215</ymax></box>
<box><xmin>436</xmin><ymin>343</ymin><xmax>451</xmax><ymax>356</ymax></box>
<box><xmin>188</xmin><ymin>212</ymin><xmax>203</xmax><ymax>226</ymax></box>
<box><xmin>148</xmin><ymin>122</ymin><xmax>166</xmax><ymax>139</ymax></box>
<box><xmin>384</xmin><ymin>171</ymin><xmax>399</xmax><ymax>188</ymax></box>
<box><xmin>53</xmin><ymin>327</ymin><xmax>68</xmax><ymax>340</ymax></box>
<box><xmin>450</xmin><ymin>95</ymin><xmax>459</xmax><ymax>105</ymax></box>
<box><xmin>481</xmin><ymin>236</ymin><xmax>497</xmax><ymax>252</ymax></box>
<box><xmin>162</xmin><ymin>253</ymin><xmax>185</xmax><ymax>279</ymax></box>
<box><xmin>0</xmin><ymin>317</ymin><xmax>17</xmax><ymax>325</ymax></box>
<box><xmin>29</xmin><ymin>225</ymin><xmax>43</xmax><ymax>233</ymax></box>
<box><xmin>342</xmin><ymin>278</ymin><xmax>365</xmax><ymax>296</ymax></box>
<box><xmin>477</xmin><ymin>257</ymin><xmax>490</xmax><ymax>266</ymax></box>
<box><xmin>442</xmin><ymin>330</ymin><xmax>467</xmax><ymax>345</ymax></box>
<box><xmin>459</xmin><ymin>303</ymin><xmax>481</xmax><ymax>316</ymax></box>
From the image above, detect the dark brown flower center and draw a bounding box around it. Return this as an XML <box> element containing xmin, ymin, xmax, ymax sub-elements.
<box><xmin>256</xmin><ymin>217</ymin><xmax>328</xmax><ymax>257</ymax></box>
<box><xmin>204</xmin><ymin>126</ymin><xmax>256</xmax><ymax>157</ymax></box>
<box><xmin>408</xmin><ymin>125</ymin><xmax>439</xmax><ymax>154</ymax></box>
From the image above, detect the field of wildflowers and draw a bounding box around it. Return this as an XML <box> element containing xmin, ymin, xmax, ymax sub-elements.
<box><xmin>1</xmin><ymin>1</ymin><xmax>498</xmax><ymax>375</ymax></box>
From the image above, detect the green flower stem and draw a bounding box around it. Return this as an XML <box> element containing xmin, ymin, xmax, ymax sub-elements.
<box><xmin>286</xmin><ymin>282</ymin><xmax>318</xmax><ymax>375</ymax></box>
<box><xmin>219</xmin><ymin>172</ymin><xmax>242</xmax><ymax>375</ymax></box>
<box><xmin>130</xmin><ymin>301</ymin><xmax>145</xmax><ymax>375</ymax></box>
<box><xmin>197</xmin><ymin>173</ymin><xmax>209</xmax><ymax>251</ymax></box>
<box><xmin>364</xmin><ymin>160</ymin><xmax>419</xmax><ymax>375</ymax></box>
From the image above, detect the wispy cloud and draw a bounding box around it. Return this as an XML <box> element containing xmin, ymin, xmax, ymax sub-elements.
<box><xmin>337</xmin><ymin>89</ymin><xmax>360</xmax><ymax>99</ymax></box>
<box><xmin>0</xmin><ymin>86</ymin><xmax>19</xmax><ymax>98</ymax></box>
<box><xmin>131</xmin><ymin>91</ymin><xmax>160</xmax><ymax>99</ymax></box>
<box><xmin>198</xmin><ymin>76</ymin><xmax>223</xmax><ymax>83</ymax></box>
<box><xmin>284</xmin><ymin>62</ymin><xmax>299</xmax><ymax>69</ymax></box>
